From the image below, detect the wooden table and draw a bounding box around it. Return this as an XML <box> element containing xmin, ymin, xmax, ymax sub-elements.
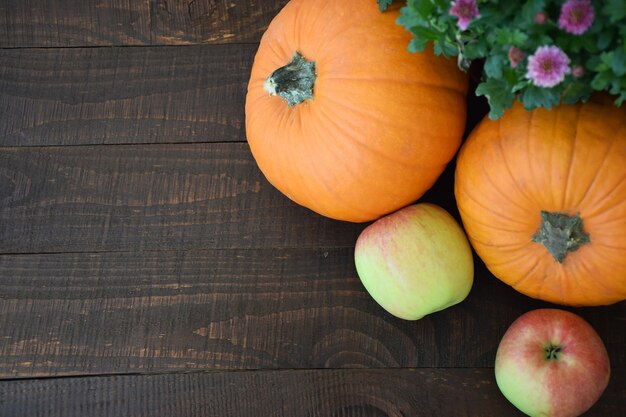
<box><xmin>0</xmin><ymin>1</ymin><xmax>624</xmax><ymax>416</ymax></box>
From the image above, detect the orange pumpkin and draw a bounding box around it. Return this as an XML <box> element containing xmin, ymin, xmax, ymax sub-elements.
<box><xmin>455</xmin><ymin>96</ymin><xmax>626</xmax><ymax>306</ymax></box>
<box><xmin>245</xmin><ymin>0</ymin><xmax>468</xmax><ymax>222</ymax></box>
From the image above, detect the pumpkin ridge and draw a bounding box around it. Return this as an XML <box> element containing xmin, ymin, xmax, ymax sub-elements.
<box><xmin>322</xmin><ymin>75</ymin><xmax>467</xmax><ymax>97</ymax></box>
<box><xmin>594</xmin><ymin>241</ymin><xmax>626</xmax><ymax>250</ymax></box>
<box><xmin>316</xmin><ymin>97</ymin><xmax>432</xmax><ymax>171</ymax></box>
<box><xmin>495</xmin><ymin>120</ymin><xmax>542</xmax><ymax>208</ymax></box>
<box><xmin>526</xmin><ymin>110</ymin><xmax>543</xmax><ymax>208</ymax></box>
<box><xmin>509</xmin><ymin>256</ymin><xmax>543</xmax><ymax>287</ymax></box>
<box><xmin>463</xmin><ymin>234</ymin><xmax>528</xmax><ymax>251</ymax></box>
<box><xmin>562</xmin><ymin>105</ymin><xmax>582</xmax><ymax>209</ymax></box>
<box><xmin>486</xmin><ymin>245</ymin><xmax>543</xmax><ymax>270</ymax></box>
<box><xmin>580</xmin><ymin>171</ymin><xmax>626</xmax><ymax>219</ymax></box>
<box><xmin>306</xmin><ymin>106</ymin><xmax>385</xmax><ymax>220</ymax></box>
<box><xmin>319</xmin><ymin>81</ymin><xmax>465</xmax><ymax>153</ymax></box>
<box><xmin>575</xmin><ymin>135</ymin><xmax>616</xmax><ymax>209</ymax></box>
<box><xmin>574</xmin><ymin>254</ymin><xmax>626</xmax><ymax>299</ymax></box>
<box><xmin>456</xmin><ymin>188</ymin><xmax>530</xmax><ymax>227</ymax></box>
<box><xmin>478</xmin><ymin>152</ymin><xmax>532</xmax><ymax>215</ymax></box>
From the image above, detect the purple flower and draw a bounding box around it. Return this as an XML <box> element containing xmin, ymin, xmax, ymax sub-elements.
<box><xmin>450</xmin><ymin>0</ymin><xmax>480</xmax><ymax>31</ymax></box>
<box><xmin>558</xmin><ymin>0</ymin><xmax>595</xmax><ymax>35</ymax></box>
<box><xmin>526</xmin><ymin>45</ymin><xmax>571</xmax><ymax>88</ymax></box>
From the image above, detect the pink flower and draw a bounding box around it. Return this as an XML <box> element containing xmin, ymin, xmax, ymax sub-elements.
<box><xmin>526</xmin><ymin>45</ymin><xmax>571</xmax><ymax>88</ymax></box>
<box><xmin>558</xmin><ymin>0</ymin><xmax>595</xmax><ymax>35</ymax></box>
<box><xmin>508</xmin><ymin>47</ymin><xmax>525</xmax><ymax>68</ymax></box>
<box><xmin>450</xmin><ymin>0</ymin><xmax>480</xmax><ymax>31</ymax></box>
<box><xmin>572</xmin><ymin>65</ymin><xmax>585</xmax><ymax>78</ymax></box>
<box><xmin>534</xmin><ymin>11</ymin><xmax>548</xmax><ymax>25</ymax></box>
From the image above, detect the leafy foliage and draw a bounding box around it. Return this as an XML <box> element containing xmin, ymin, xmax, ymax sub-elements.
<box><xmin>378</xmin><ymin>0</ymin><xmax>394</xmax><ymax>12</ymax></box>
<box><xmin>377</xmin><ymin>0</ymin><xmax>626</xmax><ymax>119</ymax></box>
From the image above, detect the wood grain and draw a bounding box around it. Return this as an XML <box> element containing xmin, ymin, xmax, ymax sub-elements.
<box><xmin>1</xmin><ymin>368</ymin><xmax>624</xmax><ymax>417</ymax></box>
<box><xmin>0</xmin><ymin>45</ymin><xmax>256</xmax><ymax>147</ymax></box>
<box><xmin>0</xmin><ymin>0</ymin><xmax>288</xmax><ymax>47</ymax></box>
<box><xmin>151</xmin><ymin>0</ymin><xmax>288</xmax><ymax>45</ymax></box>
<box><xmin>0</xmin><ymin>143</ymin><xmax>366</xmax><ymax>253</ymax></box>
<box><xmin>0</xmin><ymin>247</ymin><xmax>624</xmax><ymax>377</ymax></box>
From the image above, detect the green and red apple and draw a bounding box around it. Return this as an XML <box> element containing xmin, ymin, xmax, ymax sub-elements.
<box><xmin>495</xmin><ymin>309</ymin><xmax>611</xmax><ymax>417</ymax></box>
<box><xmin>354</xmin><ymin>203</ymin><xmax>474</xmax><ymax>320</ymax></box>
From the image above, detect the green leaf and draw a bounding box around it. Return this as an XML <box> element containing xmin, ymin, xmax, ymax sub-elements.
<box><xmin>377</xmin><ymin>0</ymin><xmax>394</xmax><ymax>12</ymax></box>
<box><xmin>433</xmin><ymin>39</ymin><xmax>458</xmax><ymax>57</ymax></box>
<box><xmin>408</xmin><ymin>37</ymin><xmax>430</xmax><ymax>53</ymax></box>
<box><xmin>561</xmin><ymin>81</ymin><xmax>591</xmax><ymax>104</ymax></box>
<box><xmin>591</xmin><ymin>72</ymin><xmax>611</xmax><ymax>90</ymax></box>
<box><xmin>397</xmin><ymin>7</ymin><xmax>427</xmax><ymax>28</ymax></box>
<box><xmin>413</xmin><ymin>0</ymin><xmax>437</xmax><ymax>19</ymax></box>
<box><xmin>520</xmin><ymin>0</ymin><xmax>546</xmax><ymax>23</ymax></box>
<box><xmin>612</xmin><ymin>48</ymin><xmax>626</xmax><ymax>76</ymax></box>
<box><xmin>520</xmin><ymin>85</ymin><xmax>561</xmax><ymax>110</ymax></box>
<box><xmin>432</xmin><ymin>0</ymin><xmax>449</xmax><ymax>9</ymax></box>
<box><xmin>463</xmin><ymin>40</ymin><xmax>489</xmax><ymax>60</ymax></box>
<box><xmin>484</xmin><ymin>54</ymin><xmax>505</xmax><ymax>78</ymax></box>
<box><xmin>494</xmin><ymin>28</ymin><xmax>529</xmax><ymax>47</ymax></box>
<box><xmin>603</xmin><ymin>0</ymin><xmax>626</xmax><ymax>23</ymax></box>
<box><xmin>476</xmin><ymin>79</ymin><xmax>516</xmax><ymax>120</ymax></box>
<box><xmin>596</xmin><ymin>30</ymin><xmax>614</xmax><ymax>50</ymax></box>
<box><xmin>409</xmin><ymin>25</ymin><xmax>441</xmax><ymax>40</ymax></box>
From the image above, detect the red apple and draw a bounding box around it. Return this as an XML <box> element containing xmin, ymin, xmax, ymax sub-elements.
<box><xmin>495</xmin><ymin>309</ymin><xmax>611</xmax><ymax>417</ymax></box>
<box><xmin>354</xmin><ymin>203</ymin><xmax>474</xmax><ymax>320</ymax></box>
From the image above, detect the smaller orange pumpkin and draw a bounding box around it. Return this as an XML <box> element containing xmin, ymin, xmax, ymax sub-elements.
<box><xmin>455</xmin><ymin>96</ymin><xmax>626</xmax><ymax>306</ymax></box>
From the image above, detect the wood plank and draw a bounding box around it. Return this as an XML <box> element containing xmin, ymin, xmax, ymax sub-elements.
<box><xmin>0</xmin><ymin>0</ymin><xmax>288</xmax><ymax>47</ymax></box>
<box><xmin>0</xmin><ymin>248</ymin><xmax>624</xmax><ymax>377</ymax></box>
<box><xmin>0</xmin><ymin>45</ymin><xmax>256</xmax><ymax>147</ymax></box>
<box><xmin>151</xmin><ymin>0</ymin><xmax>288</xmax><ymax>46</ymax></box>
<box><xmin>1</xmin><ymin>368</ymin><xmax>624</xmax><ymax>417</ymax></box>
<box><xmin>0</xmin><ymin>143</ymin><xmax>366</xmax><ymax>253</ymax></box>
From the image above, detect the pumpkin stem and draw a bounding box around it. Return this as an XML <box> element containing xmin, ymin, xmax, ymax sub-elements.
<box><xmin>532</xmin><ymin>211</ymin><xmax>590</xmax><ymax>263</ymax></box>
<box><xmin>264</xmin><ymin>52</ymin><xmax>316</xmax><ymax>106</ymax></box>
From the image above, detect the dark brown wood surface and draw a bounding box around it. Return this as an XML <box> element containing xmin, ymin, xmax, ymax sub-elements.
<box><xmin>2</xmin><ymin>369</ymin><xmax>625</xmax><ymax>417</ymax></box>
<box><xmin>0</xmin><ymin>45</ymin><xmax>255</xmax><ymax>146</ymax></box>
<box><xmin>1</xmin><ymin>1</ymin><xmax>625</xmax><ymax>416</ymax></box>
<box><xmin>0</xmin><ymin>0</ymin><xmax>288</xmax><ymax>47</ymax></box>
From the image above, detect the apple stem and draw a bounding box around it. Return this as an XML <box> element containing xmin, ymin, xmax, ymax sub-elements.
<box><xmin>544</xmin><ymin>344</ymin><xmax>562</xmax><ymax>360</ymax></box>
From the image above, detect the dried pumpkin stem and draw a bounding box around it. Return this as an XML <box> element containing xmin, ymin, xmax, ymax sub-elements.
<box><xmin>264</xmin><ymin>52</ymin><xmax>316</xmax><ymax>106</ymax></box>
<box><xmin>532</xmin><ymin>211</ymin><xmax>590</xmax><ymax>263</ymax></box>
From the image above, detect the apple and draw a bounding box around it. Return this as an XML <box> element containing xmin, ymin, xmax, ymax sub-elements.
<box><xmin>354</xmin><ymin>203</ymin><xmax>474</xmax><ymax>320</ymax></box>
<box><xmin>495</xmin><ymin>309</ymin><xmax>611</xmax><ymax>417</ymax></box>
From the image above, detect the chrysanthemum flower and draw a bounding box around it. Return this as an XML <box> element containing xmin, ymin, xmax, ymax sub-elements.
<box><xmin>526</xmin><ymin>46</ymin><xmax>571</xmax><ymax>88</ymax></box>
<box><xmin>449</xmin><ymin>0</ymin><xmax>480</xmax><ymax>31</ymax></box>
<box><xmin>558</xmin><ymin>0</ymin><xmax>595</xmax><ymax>35</ymax></box>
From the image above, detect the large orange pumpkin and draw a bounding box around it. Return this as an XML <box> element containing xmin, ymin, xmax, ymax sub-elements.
<box><xmin>455</xmin><ymin>96</ymin><xmax>626</xmax><ymax>306</ymax></box>
<box><xmin>245</xmin><ymin>0</ymin><xmax>468</xmax><ymax>222</ymax></box>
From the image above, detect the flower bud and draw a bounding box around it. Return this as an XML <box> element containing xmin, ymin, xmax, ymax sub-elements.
<box><xmin>535</xmin><ymin>11</ymin><xmax>548</xmax><ymax>25</ymax></box>
<box><xmin>572</xmin><ymin>65</ymin><xmax>585</xmax><ymax>78</ymax></box>
<box><xmin>508</xmin><ymin>47</ymin><xmax>525</xmax><ymax>68</ymax></box>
